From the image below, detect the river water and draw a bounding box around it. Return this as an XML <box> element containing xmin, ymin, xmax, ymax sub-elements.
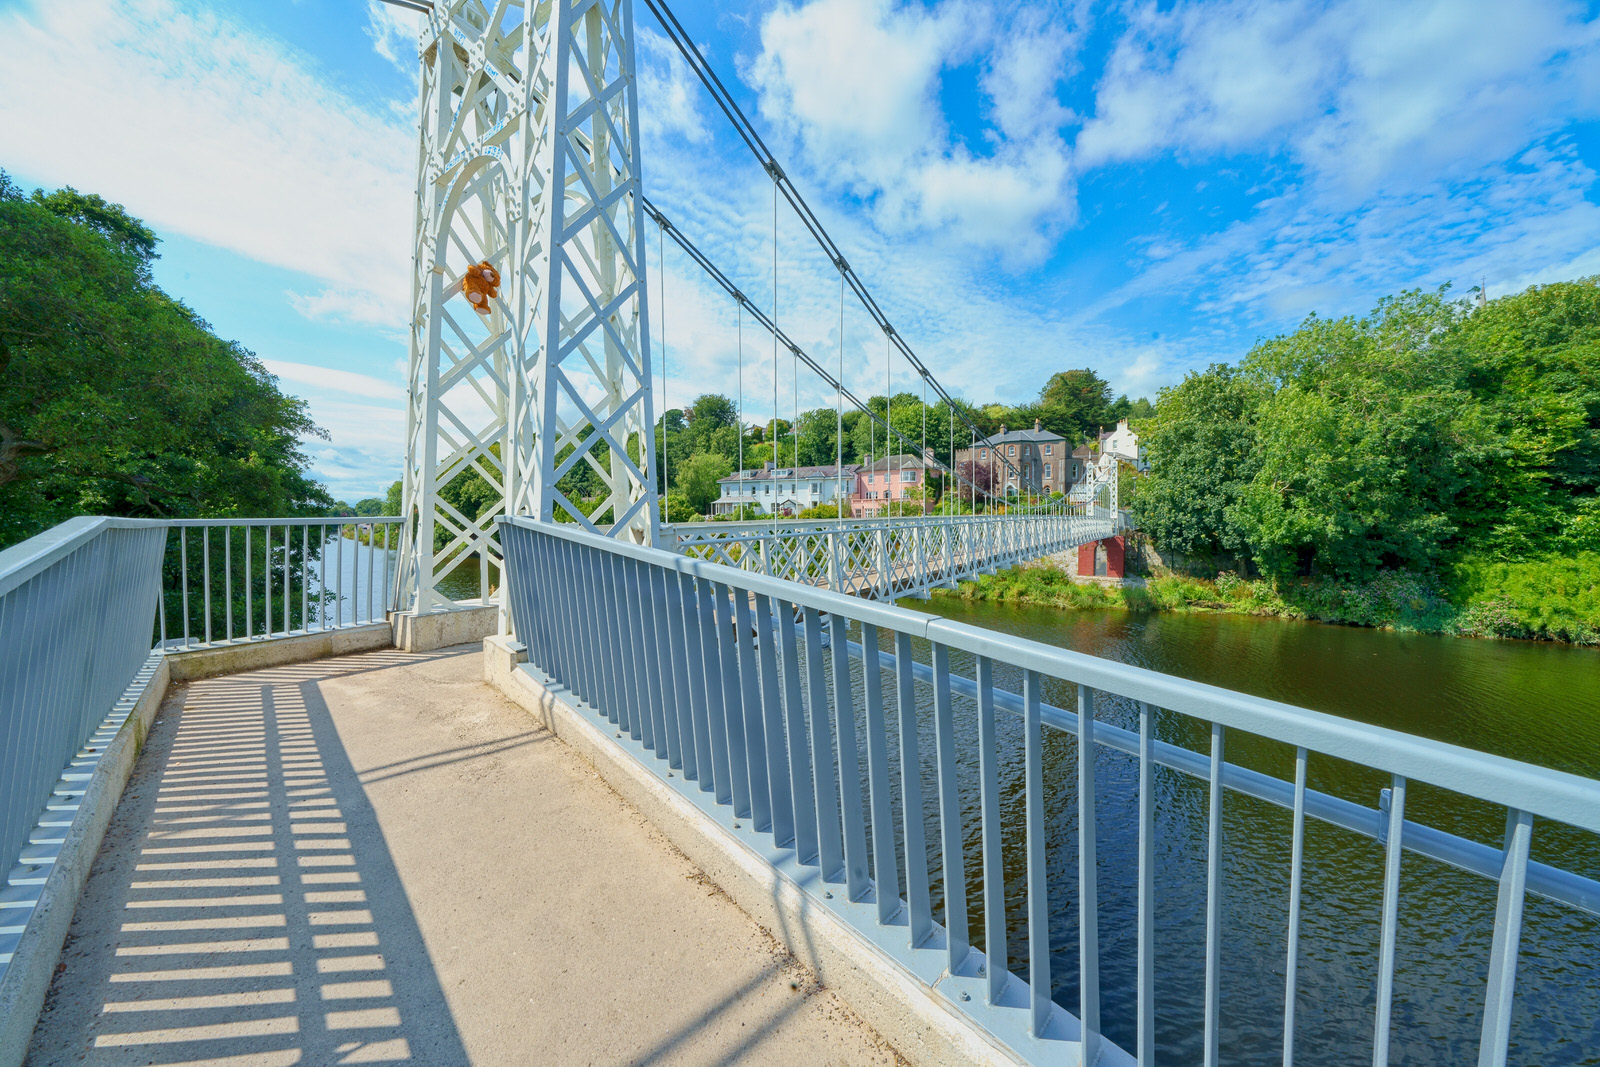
<box><xmin>899</xmin><ymin>599</ymin><xmax>1600</xmax><ymax>1065</ymax></box>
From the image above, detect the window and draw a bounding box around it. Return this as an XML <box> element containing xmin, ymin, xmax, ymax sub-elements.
<box><xmin>905</xmin><ymin>470</ymin><xmax>917</xmax><ymax>481</ymax></box>
<box><xmin>980</xmin><ymin>449</ymin><xmax>987</xmax><ymax>460</ymax></box>
<box><xmin>1045</xmin><ymin>464</ymin><xmax>1052</xmax><ymax>478</ymax></box>
<box><xmin>1009</xmin><ymin>445</ymin><xmax>1016</xmax><ymax>456</ymax></box>
<box><xmin>1045</xmin><ymin>444</ymin><xmax>1053</xmax><ymax>455</ymax></box>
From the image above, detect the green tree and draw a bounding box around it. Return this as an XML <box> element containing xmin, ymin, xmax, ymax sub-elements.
<box><xmin>1038</xmin><ymin>368</ymin><xmax>1117</xmax><ymax>440</ymax></box>
<box><xmin>1</xmin><ymin>176</ymin><xmax>331</xmax><ymax>547</ymax></box>
<box><xmin>677</xmin><ymin>452</ymin><xmax>732</xmax><ymax>514</ymax></box>
<box><xmin>663</xmin><ymin>490</ymin><xmax>697</xmax><ymax>524</ymax></box>
<box><xmin>1229</xmin><ymin>289</ymin><xmax>1493</xmax><ymax>579</ymax></box>
<box><xmin>1448</xmin><ymin>278</ymin><xmax>1600</xmax><ymax>556</ymax></box>
<box><xmin>1131</xmin><ymin>364</ymin><xmax>1264</xmax><ymax>565</ymax></box>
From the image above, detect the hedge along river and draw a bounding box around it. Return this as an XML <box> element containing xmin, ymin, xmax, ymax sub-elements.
<box><xmin>872</xmin><ymin>598</ymin><xmax>1600</xmax><ymax>1064</ymax></box>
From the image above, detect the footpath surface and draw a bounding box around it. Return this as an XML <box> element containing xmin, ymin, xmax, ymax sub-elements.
<box><xmin>27</xmin><ymin>645</ymin><xmax>901</xmax><ymax>1066</ymax></box>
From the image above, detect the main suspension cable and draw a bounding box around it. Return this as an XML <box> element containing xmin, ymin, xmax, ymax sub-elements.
<box><xmin>658</xmin><ymin>218</ymin><xmax>669</xmax><ymax>506</ymax></box>
<box><xmin>641</xmin><ymin>197</ymin><xmax>989</xmax><ymax>500</ymax></box>
<box><xmin>638</xmin><ymin>0</ymin><xmax>1037</xmax><ymax>497</ymax></box>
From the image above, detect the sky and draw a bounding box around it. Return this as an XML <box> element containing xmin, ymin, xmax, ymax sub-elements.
<box><xmin>3</xmin><ymin>0</ymin><xmax>1598</xmax><ymax>501</ymax></box>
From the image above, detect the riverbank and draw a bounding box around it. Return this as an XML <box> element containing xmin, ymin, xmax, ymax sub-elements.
<box><xmin>932</xmin><ymin>552</ymin><xmax>1600</xmax><ymax>645</ymax></box>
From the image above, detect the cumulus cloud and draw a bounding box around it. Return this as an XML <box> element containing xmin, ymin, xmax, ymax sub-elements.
<box><xmin>0</xmin><ymin>0</ymin><xmax>416</xmax><ymax>331</ymax></box>
<box><xmin>749</xmin><ymin>0</ymin><xmax>1079</xmax><ymax>260</ymax></box>
<box><xmin>365</xmin><ymin>0</ymin><xmax>421</xmax><ymax>73</ymax></box>
<box><xmin>1076</xmin><ymin>0</ymin><xmax>1600</xmax><ymax>197</ymax></box>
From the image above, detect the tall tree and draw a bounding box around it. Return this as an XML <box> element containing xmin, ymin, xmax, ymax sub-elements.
<box><xmin>1131</xmin><ymin>364</ymin><xmax>1264</xmax><ymax>565</ymax></box>
<box><xmin>1037</xmin><ymin>368</ymin><xmax>1117</xmax><ymax>440</ymax></box>
<box><xmin>1229</xmin><ymin>289</ymin><xmax>1493</xmax><ymax>579</ymax></box>
<box><xmin>1448</xmin><ymin>278</ymin><xmax>1600</xmax><ymax>556</ymax></box>
<box><xmin>1</xmin><ymin>176</ymin><xmax>331</xmax><ymax>547</ymax></box>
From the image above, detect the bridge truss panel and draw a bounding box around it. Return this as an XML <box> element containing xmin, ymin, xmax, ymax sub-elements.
<box><xmin>668</xmin><ymin>513</ymin><xmax>1117</xmax><ymax>599</ymax></box>
<box><xmin>401</xmin><ymin>0</ymin><xmax>657</xmax><ymax>614</ymax></box>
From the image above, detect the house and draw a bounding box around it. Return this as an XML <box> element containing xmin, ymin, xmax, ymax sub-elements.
<box><xmin>1069</xmin><ymin>419</ymin><xmax>1144</xmax><ymax>505</ymax></box>
<box><xmin>851</xmin><ymin>453</ymin><xmax>935</xmax><ymax>517</ymax></box>
<box><xmin>1100</xmin><ymin>417</ymin><xmax>1144</xmax><ymax>467</ymax></box>
<box><xmin>953</xmin><ymin>420</ymin><xmax>1079</xmax><ymax>498</ymax></box>
<box><xmin>710</xmin><ymin>461</ymin><xmax>857</xmax><ymax>517</ymax></box>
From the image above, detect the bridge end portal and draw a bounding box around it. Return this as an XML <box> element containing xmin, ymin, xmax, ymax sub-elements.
<box><xmin>399</xmin><ymin>0</ymin><xmax>659</xmax><ymax>620</ymax></box>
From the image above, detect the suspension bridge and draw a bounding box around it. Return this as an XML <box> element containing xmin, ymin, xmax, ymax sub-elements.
<box><xmin>2</xmin><ymin>2</ymin><xmax>1596</xmax><ymax>1066</ymax></box>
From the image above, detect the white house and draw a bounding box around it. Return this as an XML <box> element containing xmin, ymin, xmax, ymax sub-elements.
<box><xmin>710</xmin><ymin>462</ymin><xmax>858</xmax><ymax>517</ymax></box>
<box><xmin>1069</xmin><ymin>419</ymin><xmax>1144</xmax><ymax>506</ymax></box>
<box><xmin>1101</xmin><ymin>418</ymin><xmax>1143</xmax><ymax>466</ymax></box>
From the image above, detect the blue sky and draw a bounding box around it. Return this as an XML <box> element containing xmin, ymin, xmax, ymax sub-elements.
<box><xmin>3</xmin><ymin>0</ymin><xmax>1598</xmax><ymax>501</ymax></box>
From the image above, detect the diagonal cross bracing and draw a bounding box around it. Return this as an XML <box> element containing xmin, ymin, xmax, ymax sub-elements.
<box><xmin>401</xmin><ymin>0</ymin><xmax>658</xmax><ymax>615</ymax></box>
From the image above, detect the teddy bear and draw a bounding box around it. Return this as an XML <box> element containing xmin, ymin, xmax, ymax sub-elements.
<box><xmin>461</xmin><ymin>260</ymin><xmax>501</xmax><ymax>315</ymax></box>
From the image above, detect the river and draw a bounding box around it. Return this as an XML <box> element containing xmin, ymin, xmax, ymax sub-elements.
<box><xmin>900</xmin><ymin>598</ymin><xmax>1600</xmax><ymax>1064</ymax></box>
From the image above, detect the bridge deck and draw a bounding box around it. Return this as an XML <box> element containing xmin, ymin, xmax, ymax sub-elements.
<box><xmin>26</xmin><ymin>646</ymin><xmax>897</xmax><ymax>1066</ymax></box>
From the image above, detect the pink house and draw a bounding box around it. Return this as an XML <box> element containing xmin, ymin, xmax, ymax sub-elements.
<box><xmin>850</xmin><ymin>453</ymin><xmax>933</xmax><ymax>517</ymax></box>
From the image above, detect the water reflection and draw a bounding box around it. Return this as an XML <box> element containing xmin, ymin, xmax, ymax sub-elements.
<box><xmin>886</xmin><ymin>601</ymin><xmax>1600</xmax><ymax>1065</ymax></box>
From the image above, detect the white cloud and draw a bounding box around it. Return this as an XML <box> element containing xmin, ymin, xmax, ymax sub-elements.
<box><xmin>364</xmin><ymin>0</ymin><xmax>421</xmax><ymax>73</ymax></box>
<box><xmin>639</xmin><ymin>27</ymin><xmax>712</xmax><ymax>146</ymax></box>
<box><xmin>749</xmin><ymin>0</ymin><xmax>1078</xmax><ymax>259</ymax></box>
<box><xmin>262</xmin><ymin>360</ymin><xmax>407</xmax><ymax>405</ymax></box>
<box><xmin>1077</xmin><ymin>0</ymin><xmax>1334</xmax><ymax>168</ymax></box>
<box><xmin>1075</xmin><ymin>142</ymin><xmax>1600</xmax><ymax>359</ymax></box>
<box><xmin>1076</xmin><ymin>0</ymin><xmax>1600</xmax><ymax>198</ymax></box>
<box><xmin>0</xmin><ymin>0</ymin><xmax>416</xmax><ymax>330</ymax></box>
<box><xmin>981</xmin><ymin>4</ymin><xmax>1087</xmax><ymax>141</ymax></box>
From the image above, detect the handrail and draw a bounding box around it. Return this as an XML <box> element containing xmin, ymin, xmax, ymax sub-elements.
<box><xmin>0</xmin><ymin>518</ymin><xmax>167</xmax><ymax>890</ymax></box>
<box><xmin>528</xmin><ymin>517</ymin><xmax>1600</xmax><ymax>829</ymax></box>
<box><xmin>500</xmin><ymin>514</ymin><xmax>1600</xmax><ymax>1065</ymax></box>
<box><xmin>0</xmin><ymin>516</ymin><xmax>167</xmax><ymax>599</ymax></box>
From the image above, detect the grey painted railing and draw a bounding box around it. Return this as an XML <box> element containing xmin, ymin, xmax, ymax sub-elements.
<box><xmin>667</xmin><ymin>511</ymin><xmax>1117</xmax><ymax>599</ymax></box>
<box><xmin>500</xmin><ymin>516</ymin><xmax>1600</xmax><ymax>1067</ymax></box>
<box><xmin>0</xmin><ymin>518</ymin><xmax>166</xmax><ymax>889</ymax></box>
<box><xmin>157</xmin><ymin>517</ymin><xmax>403</xmax><ymax>650</ymax></box>
<box><xmin>0</xmin><ymin>514</ymin><xmax>406</xmax><ymax>888</ymax></box>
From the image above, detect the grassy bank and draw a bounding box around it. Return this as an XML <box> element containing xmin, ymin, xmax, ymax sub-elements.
<box><xmin>932</xmin><ymin>553</ymin><xmax>1600</xmax><ymax>645</ymax></box>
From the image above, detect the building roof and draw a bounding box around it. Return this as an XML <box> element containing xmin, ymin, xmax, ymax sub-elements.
<box><xmin>991</xmin><ymin>428</ymin><xmax>1065</xmax><ymax>444</ymax></box>
<box><xmin>1071</xmin><ymin>443</ymin><xmax>1095</xmax><ymax>459</ymax></box>
<box><xmin>718</xmin><ymin>463</ymin><xmax>857</xmax><ymax>484</ymax></box>
<box><xmin>963</xmin><ymin>422</ymin><xmax>1066</xmax><ymax>446</ymax></box>
<box><xmin>858</xmin><ymin>453</ymin><xmax>931</xmax><ymax>472</ymax></box>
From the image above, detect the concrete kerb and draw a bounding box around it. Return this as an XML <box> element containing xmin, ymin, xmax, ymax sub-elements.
<box><xmin>0</xmin><ymin>656</ymin><xmax>170</xmax><ymax>1067</ymax></box>
<box><xmin>391</xmin><ymin>602</ymin><xmax>498</xmax><ymax>652</ymax></box>
<box><xmin>163</xmin><ymin>622</ymin><xmax>393</xmax><ymax>681</ymax></box>
<box><xmin>482</xmin><ymin>634</ymin><xmax>1025</xmax><ymax>1067</ymax></box>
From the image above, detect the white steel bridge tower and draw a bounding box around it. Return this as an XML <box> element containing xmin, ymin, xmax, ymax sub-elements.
<box><xmin>397</xmin><ymin>0</ymin><xmax>658</xmax><ymax>614</ymax></box>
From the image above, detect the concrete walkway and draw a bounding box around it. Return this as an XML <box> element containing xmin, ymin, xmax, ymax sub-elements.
<box><xmin>27</xmin><ymin>646</ymin><xmax>902</xmax><ymax>1066</ymax></box>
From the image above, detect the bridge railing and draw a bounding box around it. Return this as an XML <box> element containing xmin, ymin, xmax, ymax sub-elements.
<box><xmin>0</xmin><ymin>517</ymin><xmax>167</xmax><ymax>893</ymax></box>
<box><xmin>667</xmin><ymin>512</ymin><xmax>1117</xmax><ymax>597</ymax></box>
<box><xmin>156</xmin><ymin>517</ymin><xmax>403</xmax><ymax>651</ymax></box>
<box><xmin>500</xmin><ymin>515</ymin><xmax>1600</xmax><ymax>1066</ymax></box>
<box><xmin>0</xmin><ymin>514</ymin><xmax>408</xmax><ymax>892</ymax></box>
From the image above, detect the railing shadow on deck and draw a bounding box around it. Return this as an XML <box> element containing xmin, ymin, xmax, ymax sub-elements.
<box><xmin>26</xmin><ymin>655</ymin><xmax>474</xmax><ymax>1066</ymax></box>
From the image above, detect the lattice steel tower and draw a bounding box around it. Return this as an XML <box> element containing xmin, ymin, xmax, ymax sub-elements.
<box><xmin>398</xmin><ymin>0</ymin><xmax>658</xmax><ymax>614</ymax></box>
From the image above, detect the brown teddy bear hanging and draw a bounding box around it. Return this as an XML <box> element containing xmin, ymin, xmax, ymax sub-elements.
<box><xmin>461</xmin><ymin>260</ymin><xmax>501</xmax><ymax>315</ymax></box>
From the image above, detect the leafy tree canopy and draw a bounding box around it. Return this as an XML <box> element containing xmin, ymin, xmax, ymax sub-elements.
<box><xmin>1132</xmin><ymin>279</ymin><xmax>1600</xmax><ymax>582</ymax></box>
<box><xmin>1</xmin><ymin>174</ymin><xmax>331</xmax><ymax>547</ymax></box>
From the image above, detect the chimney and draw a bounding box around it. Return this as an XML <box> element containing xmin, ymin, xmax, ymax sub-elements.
<box><xmin>1034</xmin><ymin>418</ymin><xmax>1041</xmax><ymax>432</ymax></box>
<box><xmin>763</xmin><ymin>460</ymin><xmax>772</xmax><ymax>472</ymax></box>
<box><xmin>999</xmin><ymin>424</ymin><xmax>1007</xmax><ymax>436</ymax></box>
